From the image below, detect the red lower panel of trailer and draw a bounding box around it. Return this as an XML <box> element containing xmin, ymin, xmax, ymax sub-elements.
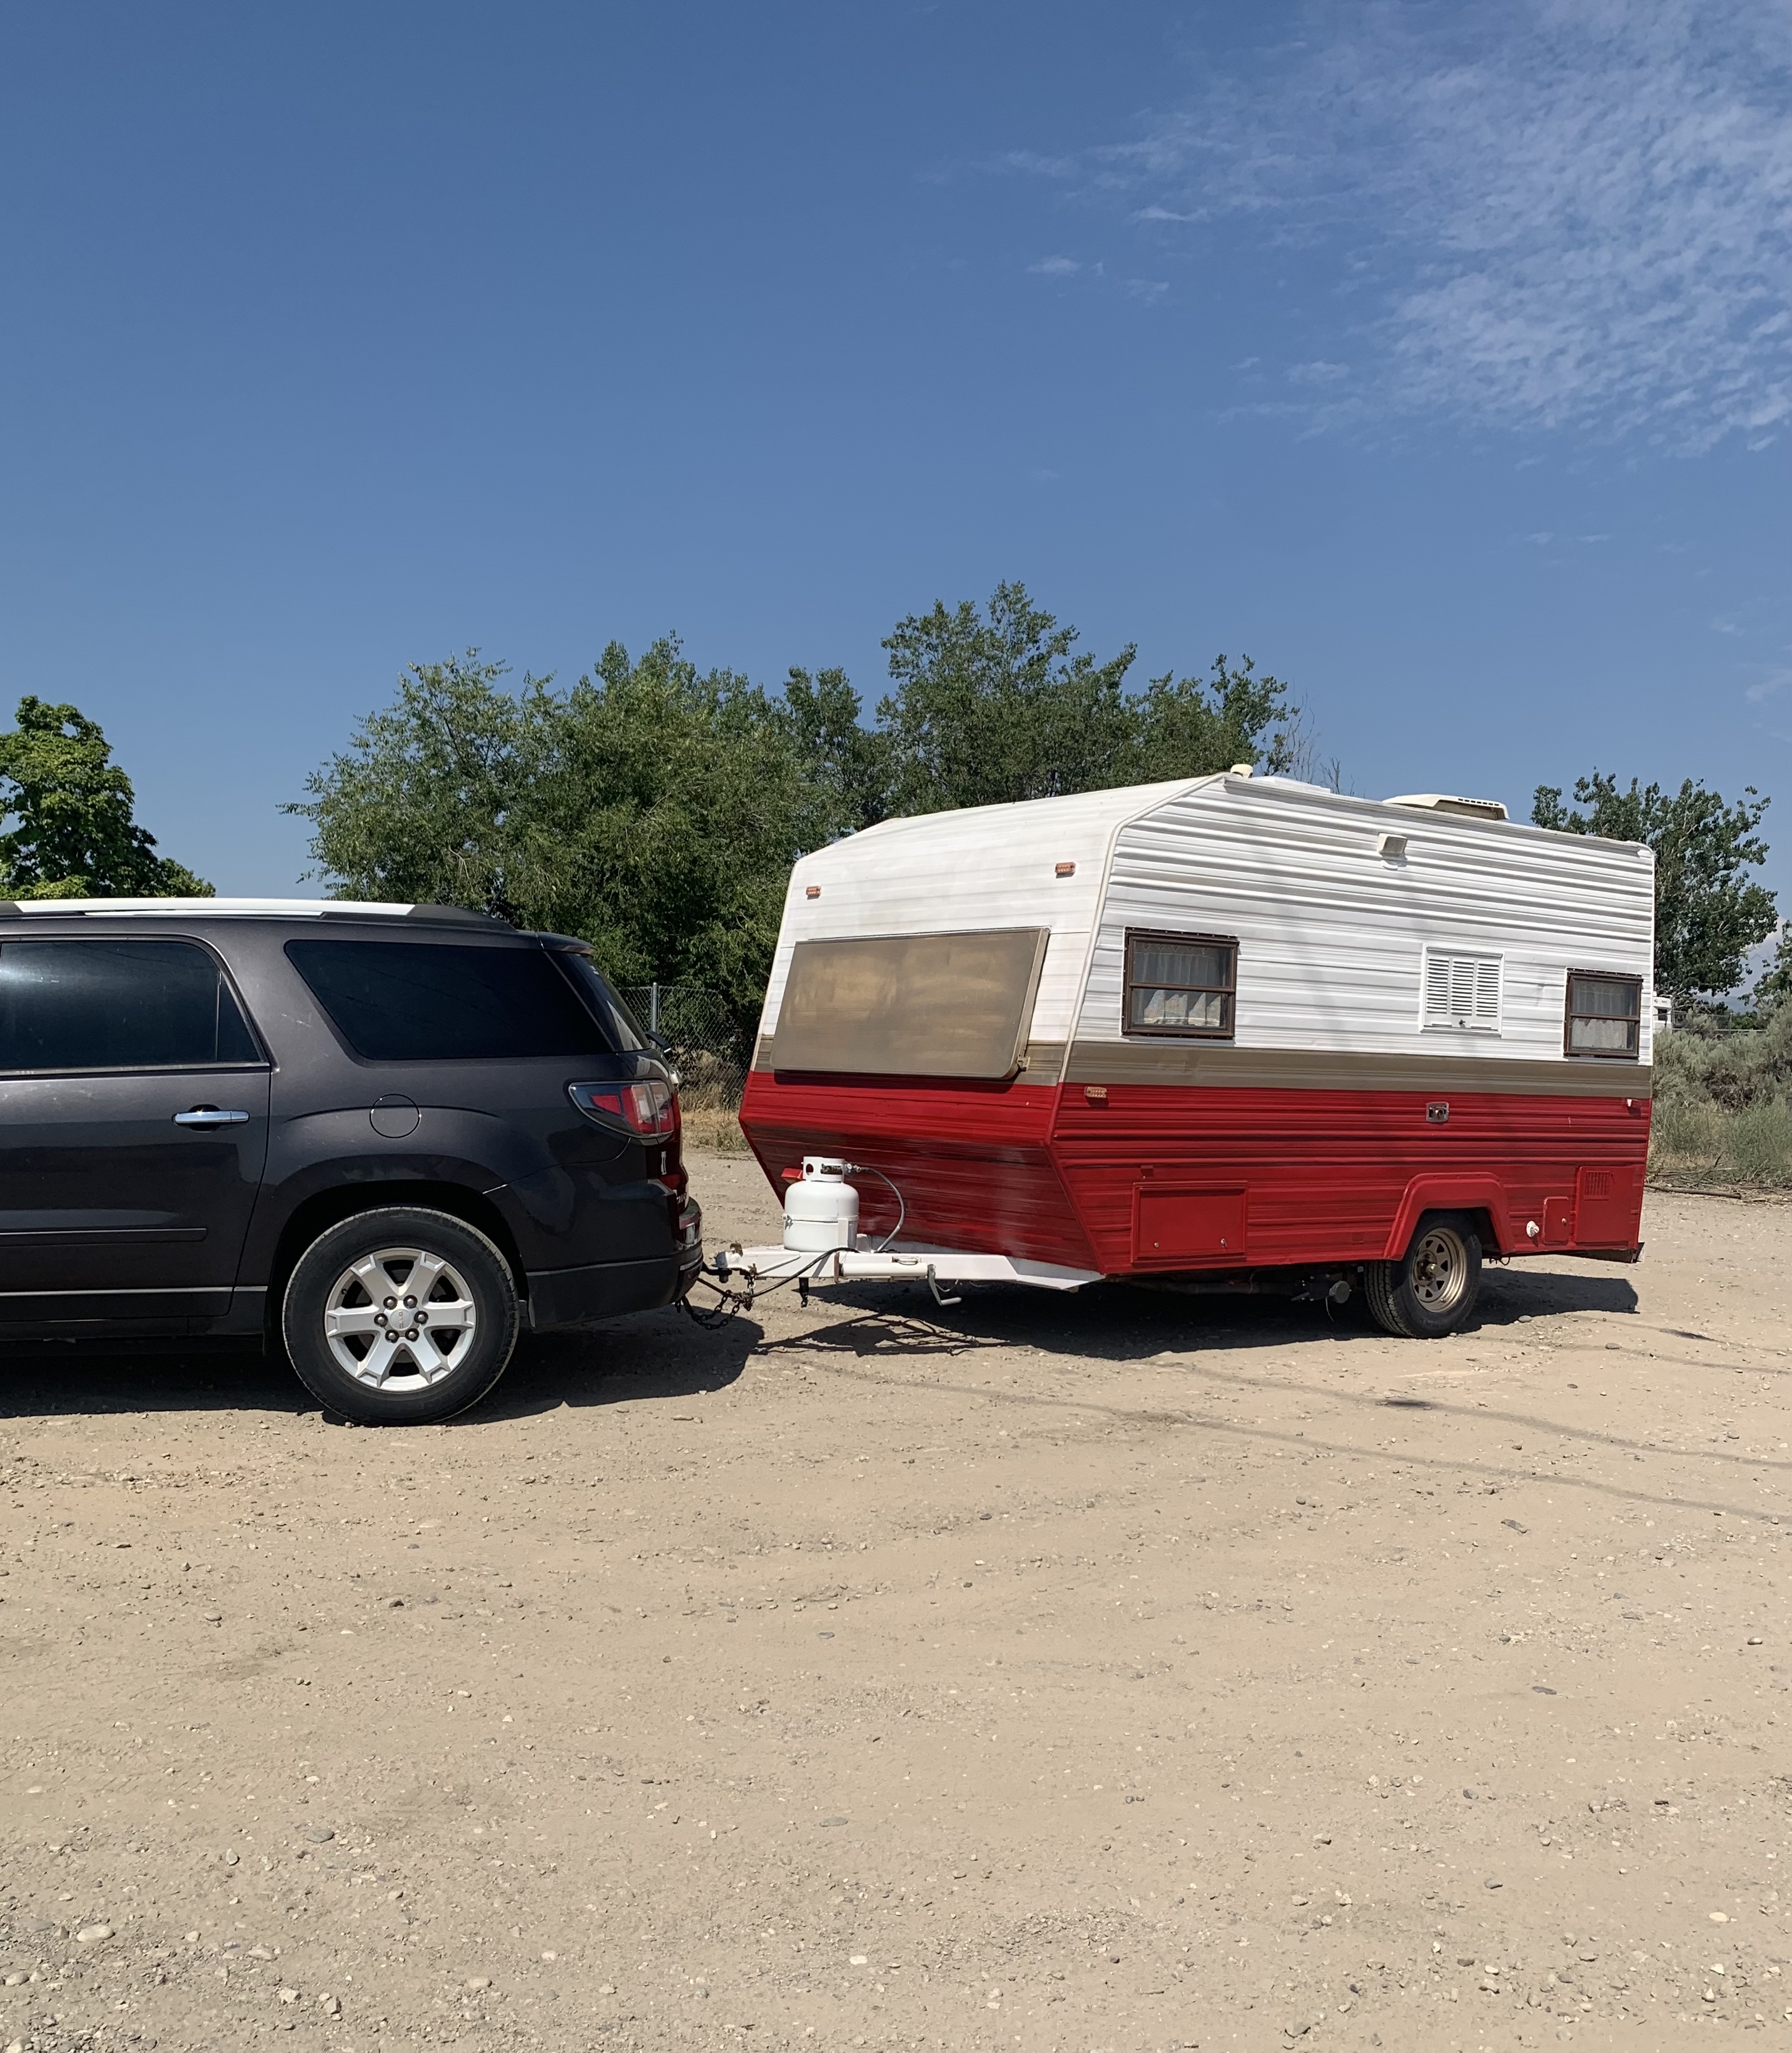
<box><xmin>737</xmin><ymin>1070</ymin><xmax>1649</xmax><ymax>1271</ymax></box>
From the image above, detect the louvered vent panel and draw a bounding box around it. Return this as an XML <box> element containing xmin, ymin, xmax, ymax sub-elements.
<box><xmin>1422</xmin><ymin>949</ymin><xmax>1502</xmax><ymax>1033</ymax></box>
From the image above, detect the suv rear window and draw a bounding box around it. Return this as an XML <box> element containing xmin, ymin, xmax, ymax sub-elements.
<box><xmin>0</xmin><ymin>940</ymin><xmax>263</xmax><ymax>1073</ymax></box>
<box><xmin>286</xmin><ymin>940</ymin><xmax>617</xmax><ymax>1062</ymax></box>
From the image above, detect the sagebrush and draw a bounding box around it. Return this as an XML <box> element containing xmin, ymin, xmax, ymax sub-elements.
<box><xmin>1650</xmin><ymin>1006</ymin><xmax>1791</xmax><ymax>1187</ymax></box>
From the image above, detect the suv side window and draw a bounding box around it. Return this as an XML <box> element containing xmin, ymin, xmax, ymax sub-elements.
<box><xmin>0</xmin><ymin>940</ymin><xmax>263</xmax><ymax>1074</ymax></box>
<box><xmin>286</xmin><ymin>939</ymin><xmax>618</xmax><ymax>1062</ymax></box>
<box><xmin>557</xmin><ymin>950</ymin><xmax>647</xmax><ymax>1051</ymax></box>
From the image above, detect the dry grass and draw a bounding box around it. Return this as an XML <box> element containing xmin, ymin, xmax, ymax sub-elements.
<box><xmin>1649</xmin><ymin>1094</ymin><xmax>1791</xmax><ymax>1189</ymax></box>
<box><xmin>681</xmin><ymin>1102</ymin><xmax>751</xmax><ymax>1154</ymax></box>
<box><xmin>1649</xmin><ymin>1008</ymin><xmax>1791</xmax><ymax>1189</ymax></box>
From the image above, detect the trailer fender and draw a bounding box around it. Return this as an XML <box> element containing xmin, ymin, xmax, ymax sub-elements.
<box><xmin>1382</xmin><ymin>1177</ymin><xmax>1513</xmax><ymax>1262</ymax></box>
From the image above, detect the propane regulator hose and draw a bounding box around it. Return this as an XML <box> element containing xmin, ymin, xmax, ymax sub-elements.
<box><xmin>854</xmin><ymin>1163</ymin><xmax>906</xmax><ymax>1252</ymax></box>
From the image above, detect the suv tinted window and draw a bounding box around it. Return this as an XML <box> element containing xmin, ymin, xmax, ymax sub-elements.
<box><xmin>0</xmin><ymin>940</ymin><xmax>262</xmax><ymax>1073</ymax></box>
<box><xmin>557</xmin><ymin>951</ymin><xmax>646</xmax><ymax>1052</ymax></box>
<box><xmin>286</xmin><ymin>940</ymin><xmax>617</xmax><ymax>1062</ymax></box>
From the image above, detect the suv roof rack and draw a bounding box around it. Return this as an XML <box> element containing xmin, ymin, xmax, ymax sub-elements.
<box><xmin>0</xmin><ymin>896</ymin><xmax>504</xmax><ymax>922</ymax></box>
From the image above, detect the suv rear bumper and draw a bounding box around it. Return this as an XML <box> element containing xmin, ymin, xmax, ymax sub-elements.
<box><xmin>525</xmin><ymin>1255</ymin><xmax>679</xmax><ymax>1328</ymax></box>
<box><xmin>524</xmin><ymin>1197</ymin><xmax>703</xmax><ymax>1329</ymax></box>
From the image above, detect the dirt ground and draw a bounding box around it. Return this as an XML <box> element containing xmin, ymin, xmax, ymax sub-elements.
<box><xmin>2</xmin><ymin>1158</ymin><xmax>1786</xmax><ymax>2053</ymax></box>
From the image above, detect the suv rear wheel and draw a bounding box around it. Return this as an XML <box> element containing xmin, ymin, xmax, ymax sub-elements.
<box><xmin>1364</xmin><ymin>1212</ymin><xmax>1482</xmax><ymax>1339</ymax></box>
<box><xmin>281</xmin><ymin>1207</ymin><xmax>520</xmax><ymax>1424</ymax></box>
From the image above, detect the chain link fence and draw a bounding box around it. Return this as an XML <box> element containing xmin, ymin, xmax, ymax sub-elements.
<box><xmin>620</xmin><ymin>982</ymin><xmax>751</xmax><ymax>1112</ymax></box>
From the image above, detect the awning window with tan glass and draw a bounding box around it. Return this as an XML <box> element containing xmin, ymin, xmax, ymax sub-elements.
<box><xmin>771</xmin><ymin>929</ymin><xmax>1049</xmax><ymax>1078</ymax></box>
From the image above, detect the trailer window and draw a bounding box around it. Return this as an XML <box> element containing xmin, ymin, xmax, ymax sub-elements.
<box><xmin>1564</xmin><ymin>970</ymin><xmax>1643</xmax><ymax>1058</ymax></box>
<box><xmin>771</xmin><ymin>928</ymin><xmax>1049</xmax><ymax>1079</ymax></box>
<box><xmin>1122</xmin><ymin>931</ymin><xmax>1237</xmax><ymax>1039</ymax></box>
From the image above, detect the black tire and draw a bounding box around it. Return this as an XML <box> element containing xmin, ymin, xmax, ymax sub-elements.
<box><xmin>280</xmin><ymin>1207</ymin><xmax>520</xmax><ymax>1425</ymax></box>
<box><xmin>1364</xmin><ymin>1212</ymin><xmax>1482</xmax><ymax>1339</ymax></box>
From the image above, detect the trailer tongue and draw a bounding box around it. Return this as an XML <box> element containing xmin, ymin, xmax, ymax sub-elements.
<box><xmin>708</xmin><ymin>1157</ymin><xmax>1099</xmax><ymax>1305</ymax></box>
<box><xmin>714</xmin><ymin>1243</ymin><xmax>1098</xmax><ymax>1301</ymax></box>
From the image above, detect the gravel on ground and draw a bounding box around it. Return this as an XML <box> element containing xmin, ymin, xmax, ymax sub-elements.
<box><xmin>1</xmin><ymin>1158</ymin><xmax>1786</xmax><ymax>2052</ymax></box>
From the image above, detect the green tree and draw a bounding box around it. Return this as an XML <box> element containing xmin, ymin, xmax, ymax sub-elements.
<box><xmin>1749</xmin><ymin>923</ymin><xmax>1792</xmax><ymax>1016</ymax></box>
<box><xmin>1531</xmin><ymin>772</ymin><xmax>1778</xmax><ymax>1003</ymax></box>
<box><xmin>876</xmin><ymin>582</ymin><xmax>1138</xmax><ymax>814</ymax></box>
<box><xmin>0</xmin><ymin>696</ymin><xmax>211</xmax><ymax>899</ymax></box>
<box><xmin>295</xmin><ymin>598</ymin><xmax>1307</xmax><ymax>1021</ymax></box>
<box><xmin>782</xmin><ymin>665</ymin><xmax>893</xmax><ymax>834</ymax></box>
<box><xmin>1126</xmin><ymin>654</ymin><xmax>1298</xmax><ymax>783</ymax></box>
<box><xmin>289</xmin><ymin>645</ymin><xmax>849</xmax><ymax>1026</ymax></box>
<box><xmin>281</xmin><ymin>654</ymin><xmax>547</xmax><ymax>917</ymax></box>
<box><xmin>874</xmin><ymin>584</ymin><xmax>1297</xmax><ymax>817</ymax></box>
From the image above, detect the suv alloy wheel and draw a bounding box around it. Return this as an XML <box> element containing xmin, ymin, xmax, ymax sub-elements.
<box><xmin>281</xmin><ymin>1207</ymin><xmax>521</xmax><ymax>1424</ymax></box>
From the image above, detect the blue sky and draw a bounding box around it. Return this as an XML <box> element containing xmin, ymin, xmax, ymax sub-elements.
<box><xmin>1</xmin><ymin>1</ymin><xmax>1786</xmax><ymax>910</ymax></box>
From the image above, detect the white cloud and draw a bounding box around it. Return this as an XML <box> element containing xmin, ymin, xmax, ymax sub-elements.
<box><xmin>1028</xmin><ymin>255</ymin><xmax>1081</xmax><ymax>275</ymax></box>
<box><xmin>1018</xmin><ymin>0</ymin><xmax>1791</xmax><ymax>452</ymax></box>
<box><xmin>1002</xmin><ymin>150</ymin><xmax>1077</xmax><ymax>180</ymax></box>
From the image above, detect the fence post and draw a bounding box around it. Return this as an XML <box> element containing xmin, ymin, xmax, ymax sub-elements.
<box><xmin>649</xmin><ymin>982</ymin><xmax>660</xmax><ymax>1037</ymax></box>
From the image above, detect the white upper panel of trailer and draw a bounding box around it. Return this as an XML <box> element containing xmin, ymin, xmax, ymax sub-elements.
<box><xmin>765</xmin><ymin>779</ymin><xmax>1192</xmax><ymax>1054</ymax></box>
<box><xmin>761</xmin><ymin>774</ymin><xmax>1655</xmax><ymax>1065</ymax></box>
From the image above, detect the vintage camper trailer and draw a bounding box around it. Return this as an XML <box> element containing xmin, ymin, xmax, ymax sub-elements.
<box><xmin>726</xmin><ymin>773</ymin><xmax>1653</xmax><ymax>1336</ymax></box>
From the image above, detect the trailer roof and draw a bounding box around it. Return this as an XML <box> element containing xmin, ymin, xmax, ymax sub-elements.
<box><xmin>840</xmin><ymin>776</ymin><xmax>1213</xmax><ymax>850</ymax></box>
<box><xmin>831</xmin><ymin>772</ymin><xmax>1649</xmax><ymax>857</ymax></box>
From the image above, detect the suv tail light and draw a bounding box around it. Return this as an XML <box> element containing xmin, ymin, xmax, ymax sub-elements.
<box><xmin>569</xmin><ymin>1078</ymin><xmax>680</xmax><ymax>1140</ymax></box>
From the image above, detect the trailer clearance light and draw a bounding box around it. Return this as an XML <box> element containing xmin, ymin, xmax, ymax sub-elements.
<box><xmin>568</xmin><ymin>1078</ymin><xmax>681</xmax><ymax>1140</ymax></box>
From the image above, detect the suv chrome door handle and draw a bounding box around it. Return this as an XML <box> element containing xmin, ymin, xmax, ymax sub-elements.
<box><xmin>173</xmin><ymin>1108</ymin><xmax>252</xmax><ymax>1127</ymax></box>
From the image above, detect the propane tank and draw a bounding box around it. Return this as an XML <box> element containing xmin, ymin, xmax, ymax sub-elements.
<box><xmin>782</xmin><ymin>1157</ymin><xmax>860</xmax><ymax>1253</ymax></box>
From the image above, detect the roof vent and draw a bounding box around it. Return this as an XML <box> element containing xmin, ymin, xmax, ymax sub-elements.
<box><xmin>1385</xmin><ymin>793</ymin><xmax>1508</xmax><ymax>821</ymax></box>
<box><xmin>1229</xmin><ymin>763</ymin><xmax>1254</xmax><ymax>777</ymax></box>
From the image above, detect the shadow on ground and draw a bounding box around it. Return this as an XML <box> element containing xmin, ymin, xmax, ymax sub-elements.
<box><xmin>759</xmin><ymin>1262</ymin><xmax>1640</xmax><ymax>1367</ymax></box>
<box><xmin>0</xmin><ymin>1304</ymin><xmax>761</xmax><ymax>1427</ymax></box>
<box><xmin>0</xmin><ymin>1263</ymin><xmax>1646</xmax><ymax>1427</ymax></box>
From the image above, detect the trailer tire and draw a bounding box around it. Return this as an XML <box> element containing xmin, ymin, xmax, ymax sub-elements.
<box><xmin>1364</xmin><ymin>1213</ymin><xmax>1482</xmax><ymax>1339</ymax></box>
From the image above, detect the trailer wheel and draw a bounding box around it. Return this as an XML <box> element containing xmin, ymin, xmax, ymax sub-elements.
<box><xmin>1364</xmin><ymin>1213</ymin><xmax>1482</xmax><ymax>1339</ymax></box>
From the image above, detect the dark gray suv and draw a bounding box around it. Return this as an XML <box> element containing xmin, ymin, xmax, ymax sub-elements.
<box><xmin>0</xmin><ymin>898</ymin><xmax>702</xmax><ymax>1423</ymax></box>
